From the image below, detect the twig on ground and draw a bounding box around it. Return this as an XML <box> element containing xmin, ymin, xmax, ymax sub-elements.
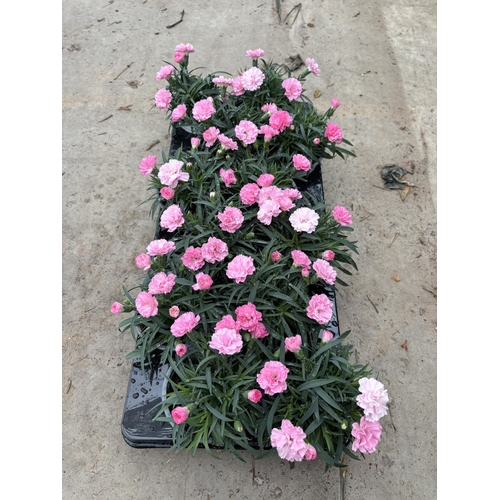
<box><xmin>145</xmin><ymin>140</ymin><xmax>160</xmax><ymax>151</ymax></box>
<box><xmin>388</xmin><ymin>233</ymin><xmax>399</xmax><ymax>248</ymax></box>
<box><xmin>98</xmin><ymin>114</ymin><xmax>113</xmax><ymax>123</ymax></box>
<box><xmin>166</xmin><ymin>10</ymin><xmax>184</xmax><ymax>29</ymax></box>
<box><xmin>366</xmin><ymin>295</ymin><xmax>379</xmax><ymax>313</ymax></box>
<box><xmin>423</xmin><ymin>287</ymin><xmax>437</xmax><ymax>297</ymax></box>
<box><xmin>113</xmin><ymin>62</ymin><xmax>134</xmax><ymax>80</ymax></box>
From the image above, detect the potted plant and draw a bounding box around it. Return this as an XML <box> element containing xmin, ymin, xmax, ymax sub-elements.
<box><xmin>111</xmin><ymin>43</ymin><xmax>389</xmax><ymax>468</ymax></box>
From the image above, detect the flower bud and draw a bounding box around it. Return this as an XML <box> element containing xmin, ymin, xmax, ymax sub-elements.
<box><xmin>234</xmin><ymin>420</ymin><xmax>243</xmax><ymax>433</ymax></box>
<box><xmin>341</xmin><ymin>420</ymin><xmax>349</xmax><ymax>430</ymax></box>
<box><xmin>243</xmin><ymin>332</ymin><xmax>251</xmax><ymax>342</ymax></box>
<box><xmin>245</xmin><ymin>232</ymin><xmax>255</xmax><ymax>240</ymax></box>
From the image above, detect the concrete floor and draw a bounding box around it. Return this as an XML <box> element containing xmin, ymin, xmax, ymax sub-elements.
<box><xmin>62</xmin><ymin>1</ymin><xmax>437</xmax><ymax>498</ymax></box>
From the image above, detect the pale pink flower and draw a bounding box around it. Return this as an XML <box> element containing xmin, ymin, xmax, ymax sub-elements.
<box><xmin>356</xmin><ymin>378</ymin><xmax>389</xmax><ymax>422</ymax></box>
<box><xmin>313</xmin><ymin>137</ymin><xmax>321</xmax><ymax>145</ymax></box>
<box><xmin>284</xmin><ymin>335</ymin><xmax>302</xmax><ymax>353</ymax></box>
<box><xmin>169</xmin><ymin>306</ymin><xmax>180</xmax><ymax>318</ymax></box>
<box><xmin>148</xmin><ymin>272</ymin><xmax>176</xmax><ymax>294</ymax></box>
<box><xmin>247</xmin><ymin>389</ymin><xmax>262</xmax><ymax>403</ymax></box>
<box><xmin>201</xmin><ymin>237</ymin><xmax>228</xmax><ymax>263</ymax></box>
<box><xmin>301</xmin><ymin>267</ymin><xmax>309</xmax><ymax>277</ymax></box>
<box><xmin>269</xmin><ymin>110</ymin><xmax>293</xmax><ymax>132</ymax></box>
<box><xmin>191</xmin><ymin>137</ymin><xmax>201</xmax><ymax>148</ymax></box>
<box><xmin>175</xmin><ymin>343</ymin><xmax>188</xmax><ymax>357</ymax></box>
<box><xmin>330</xmin><ymin>98</ymin><xmax>341</xmax><ymax>109</ymax></box>
<box><xmin>257</xmin><ymin>200</ymin><xmax>281</xmax><ymax>225</ymax></box>
<box><xmin>212</xmin><ymin>76</ymin><xmax>234</xmax><ymax>86</ymax></box>
<box><xmin>282</xmin><ymin>77</ymin><xmax>302</xmax><ymax>101</ymax></box>
<box><xmin>135</xmin><ymin>253</ymin><xmax>152</xmax><ymax>270</ymax></box>
<box><xmin>171</xmin><ymin>406</ymin><xmax>189</xmax><ymax>424</ymax></box>
<box><xmin>241</xmin><ymin>67</ymin><xmax>265</xmax><ymax>91</ymax></box>
<box><xmin>160</xmin><ymin>204</ymin><xmax>184</xmax><ymax>232</ymax></box>
<box><xmin>257</xmin><ymin>185</ymin><xmax>281</xmax><ymax>205</ymax></box>
<box><xmin>173</xmin><ymin>52</ymin><xmax>184</xmax><ymax>63</ymax></box>
<box><xmin>257</xmin><ymin>173</ymin><xmax>275</xmax><ymax>187</ymax></box>
<box><xmin>158</xmin><ymin>159</ymin><xmax>189</xmax><ymax>188</ymax></box>
<box><xmin>246</xmin><ymin>48</ymin><xmax>265</xmax><ymax>59</ymax></box>
<box><xmin>171</xmin><ymin>103</ymin><xmax>187</xmax><ymax>122</ymax></box>
<box><xmin>270</xmin><ymin>420</ymin><xmax>308</xmax><ymax>462</ymax></box>
<box><xmin>292</xmin><ymin>154</ymin><xmax>311</xmax><ymax>172</ymax></box>
<box><xmin>324</xmin><ymin>122</ymin><xmax>343</xmax><ymax>144</ymax></box>
<box><xmin>235</xmin><ymin>302</ymin><xmax>262</xmax><ymax>331</ymax></box>
<box><xmin>215</xmin><ymin>314</ymin><xmax>240</xmax><ymax>332</ymax></box>
<box><xmin>203</xmin><ymin>126</ymin><xmax>221</xmax><ymax>147</ymax></box>
<box><xmin>220</xmin><ymin>168</ymin><xmax>237</xmax><ymax>188</ymax></box>
<box><xmin>289</xmin><ymin>207</ymin><xmax>319</xmax><ymax>233</ymax></box>
<box><xmin>282</xmin><ymin>188</ymin><xmax>302</xmax><ymax>201</ymax></box>
<box><xmin>351</xmin><ymin>417</ymin><xmax>382</xmax><ymax>454</ymax></box>
<box><xmin>175</xmin><ymin>43</ymin><xmax>195</xmax><ymax>54</ymax></box>
<box><xmin>271</xmin><ymin>251</ymin><xmax>282</xmax><ymax>262</ymax></box>
<box><xmin>171</xmin><ymin>311</ymin><xmax>201</xmax><ymax>337</ymax></box>
<box><xmin>240</xmin><ymin>183</ymin><xmax>260</xmax><ymax>205</ymax></box>
<box><xmin>291</xmin><ymin>250</ymin><xmax>311</xmax><ymax>269</ymax></box>
<box><xmin>235</xmin><ymin>120</ymin><xmax>259</xmax><ymax>145</ymax></box>
<box><xmin>226</xmin><ymin>255</ymin><xmax>255</xmax><ymax>283</ymax></box>
<box><xmin>321</xmin><ymin>330</ymin><xmax>334</xmax><ymax>343</ymax></box>
<box><xmin>160</xmin><ymin>187</ymin><xmax>175</xmax><ymax>200</ymax></box>
<box><xmin>218</xmin><ymin>206</ymin><xmax>244</xmax><ymax>233</ymax></box>
<box><xmin>181</xmin><ymin>246</ymin><xmax>205</xmax><ymax>271</ymax></box>
<box><xmin>305</xmin><ymin>58</ymin><xmax>321</xmax><ymax>77</ymax></box>
<box><xmin>192</xmin><ymin>98</ymin><xmax>216</xmax><ymax>121</ymax></box>
<box><xmin>156</xmin><ymin>64</ymin><xmax>175</xmax><ymax>81</ymax></box>
<box><xmin>218</xmin><ymin>134</ymin><xmax>238</xmax><ymax>151</ymax></box>
<box><xmin>135</xmin><ymin>291</ymin><xmax>158</xmax><ymax>318</ymax></box>
<box><xmin>155</xmin><ymin>88</ymin><xmax>172</xmax><ymax>109</ymax></box>
<box><xmin>261</xmin><ymin>103</ymin><xmax>278</xmax><ymax>115</ymax></box>
<box><xmin>332</xmin><ymin>205</ymin><xmax>352</xmax><ymax>225</ymax></box>
<box><xmin>192</xmin><ymin>272</ymin><xmax>213</xmax><ymax>291</ymax></box>
<box><xmin>313</xmin><ymin>259</ymin><xmax>337</xmax><ymax>285</ymax></box>
<box><xmin>110</xmin><ymin>302</ymin><xmax>124</xmax><ymax>314</ymax></box>
<box><xmin>209</xmin><ymin>328</ymin><xmax>243</xmax><ymax>355</ymax></box>
<box><xmin>258</xmin><ymin>125</ymin><xmax>279</xmax><ymax>142</ymax></box>
<box><xmin>306</xmin><ymin>294</ymin><xmax>333</xmax><ymax>325</ymax></box>
<box><xmin>139</xmin><ymin>155</ymin><xmax>156</xmax><ymax>176</ymax></box>
<box><xmin>322</xmin><ymin>250</ymin><xmax>335</xmax><ymax>261</ymax></box>
<box><xmin>257</xmin><ymin>361</ymin><xmax>289</xmax><ymax>396</ymax></box>
<box><xmin>147</xmin><ymin>239</ymin><xmax>175</xmax><ymax>256</ymax></box>
<box><xmin>249</xmin><ymin>322</ymin><xmax>269</xmax><ymax>339</ymax></box>
<box><xmin>231</xmin><ymin>76</ymin><xmax>245</xmax><ymax>96</ymax></box>
<box><xmin>305</xmin><ymin>444</ymin><xmax>317</xmax><ymax>460</ymax></box>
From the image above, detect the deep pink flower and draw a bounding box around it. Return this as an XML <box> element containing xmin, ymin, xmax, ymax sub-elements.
<box><xmin>215</xmin><ymin>314</ymin><xmax>240</xmax><ymax>332</ymax></box>
<box><xmin>203</xmin><ymin>127</ymin><xmax>221</xmax><ymax>147</ymax></box>
<box><xmin>305</xmin><ymin>444</ymin><xmax>317</xmax><ymax>460</ymax></box>
<box><xmin>171</xmin><ymin>406</ymin><xmax>189</xmax><ymax>424</ymax></box>
<box><xmin>191</xmin><ymin>137</ymin><xmax>201</xmax><ymax>148</ymax></box>
<box><xmin>289</xmin><ymin>207</ymin><xmax>319</xmax><ymax>233</ymax></box>
<box><xmin>285</xmin><ymin>335</ymin><xmax>302</xmax><ymax>353</ymax></box>
<box><xmin>356</xmin><ymin>378</ymin><xmax>389</xmax><ymax>422</ymax></box>
<box><xmin>147</xmin><ymin>239</ymin><xmax>175</xmax><ymax>256</ymax></box>
<box><xmin>175</xmin><ymin>343</ymin><xmax>188</xmax><ymax>357</ymax></box>
<box><xmin>240</xmin><ymin>183</ymin><xmax>260</xmax><ymax>205</ymax></box>
<box><xmin>269</xmin><ymin>110</ymin><xmax>293</xmax><ymax>132</ymax></box>
<box><xmin>258</xmin><ymin>125</ymin><xmax>279</xmax><ymax>142</ymax></box>
<box><xmin>160</xmin><ymin>187</ymin><xmax>175</xmax><ymax>200</ymax></box>
<box><xmin>241</xmin><ymin>67</ymin><xmax>265</xmax><ymax>91</ymax></box>
<box><xmin>148</xmin><ymin>272</ymin><xmax>176</xmax><ymax>294</ymax></box>
<box><xmin>351</xmin><ymin>417</ymin><xmax>382</xmax><ymax>454</ymax></box>
<box><xmin>282</xmin><ymin>77</ymin><xmax>302</xmax><ymax>101</ymax></box>
<box><xmin>175</xmin><ymin>43</ymin><xmax>195</xmax><ymax>54</ymax></box>
<box><xmin>261</xmin><ymin>103</ymin><xmax>278</xmax><ymax>115</ymax></box>
<box><xmin>270</xmin><ymin>420</ymin><xmax>308</xmax><ymax>462</ymax></box>
<box><xmin>171</xmin><ymin>311</ymin><xmax>200</xmax><ymax>337</ymax></box>
<box><xmin>181</xmin><ymin>246</ymin><xmax>205</xmax><ymax>271</ymax></box>
<box><xmin>256</xmin><ymin>173</ymin><xmax>275</xmax><ymax>187</ymax></box>
<box><xmin>171</xmin><ymin>103</ymin><xmax>187</xmax><ymax>122</ymax></box>
<box><xmin>235</xmin><ymin>302</ymin><xmax>262</xmax><ymax>331</ymax></box>
<box><xmin>256</xmin><ymin>361</ymin><xmax>289</xmax><ymax>396</ymax></box>
<box><xmin>306</xmin><ymin>58</ymin><xmax>321</xmax><ymax>77</ymax></box>
<box><xmin>306</xmin><ymin>294</ymin><xmax>333</xmax><ymax>325</ymax></box>
<box><xmin>246</xmin><ymin>48</ymin><xmax>265</xmax><ymax>59</ymax></box>
<box><xmin>248</xmin><ymin>322</ymin><xmax>269</xmax><ymax>339</ymax></box>
<box><xmin>209</xmin><ymin>328</ymin><xmax>243</xmax><ymax>355</ymax></box>
<box><xmin>192</xmin><ymin>272</ymin><xmax>213</xmax><ymax>291</ymax></box>
<box><xmin>160</xmin><ymin>204</ymin><xmax>184</xmax><ymax>232</ymax></box>
<box><xmin>277</xmin><ymin>194</ymin><xmax>294</xmax><ymax>212</ymax></box>
<box><xmin>247</xmin><ymin>389</ymin><xmax>262</xmax><ymax>403</ymax></box>
<box><xmin>158</xmin><ymin>159</ymin><xmax>189</xmax><ymax>188</ymax></box>
<box><xmin>220</xmin><ymin>168</ymin><xmax>237</xmax><ymax>188</ymax></box>
<box><xmin>324</xmin><ymin>122</ymin><xmax>343</xmax><ymax>144</ymax></box>
<box><xmin>156</xmin><ymin>64</ymin><xmax>175</xmax><ymax>81</ymax></box>
<box><xmin>169</xmin><ymin>306</ymin><xmax>180</xmax><ymax>318</ymax></box>
<box><xmin>135</xmin><ymin>253</ymin><xmax>152</xmax><ymax>270</ymax></box>
<box><xmin>271</xmin><ymin>251</ymin><xmax>282</xmax><ymax>262</ymax></box>
<box><xmin>332</xmin><ymin>205</ymin><xmax>352</xmax><ymax>226</ymax></box>
<box><xmin>218</xmin><ymin>134</ymin><xmax>238</xmax><ymax>151</ymax></box>
<box><xmin>192</xmin><ymin>98</ymin><xmax>216</xmax><ymax>121</ymax></box>
<box><xmin>292</xmin><ymin>154</ymin><xmax>311</xmax><ymax>172</ymax></box>
<box><xmin>173</xmin><ymin>52</ymin><xmax>184</xmax><ymax>63</ymax></box>
<box><xmin>139</xmin><ymin>155</ymin><xmax>156</xmax><ymax>176</ymax></box>
<box><xmin>226</xmin><ymin>255</ymin><xmax>255</xmax><ymax>283</ymax></box>
<box><xmin>231</xmin><ymin>76</ymin><xmax>245</xmax><ymax>96</ymax></box>
<box><xmin>135</xmin><ymin>291</ymin><xmax>158</xmax><ymax>318</ymax></box>
<box><xmin>313</xmin><ymin>137</ymin><xmax>321</xmax><ymax>145</ymax></box>
<box><xmin>235</xmin><ymin>120</ymin><xmax>259</xmax><ymax>145</ymax></box>
<box><xmin>321</xmin><ymin>330</ymin><xmax>334</xmax><ymax>343</ymax></box>
<box><xmin>201</xmin><ymin>237</ymin><xmax>228</xmax><ymax>264</ymax></box>
<box><xmin>110</xmin><ymin>302</ymin><xmax>124</xmax><ymax>314</ymax></box>
<box><xmin>218</xmin><ymin>206</ymin><xmax>244</xmax><ymax>233</ymax></box>
<box><xmin>155</xmin><ymin>88</ymin><xmax>172</xmax><ymax>109</ymax></box>
<box><xmin>312</xmin><ymin>259</ymin><xmax>337</xmax><ymax>285</ymax></box>
<box><xmin>330</xmin><ymin>98</ymin><xmax>341</xmax><ymax>109</ymax></box>
<box><xmin>322</xmin><ymin>250</ymin><xmax>335</xmax><ymax>261</ymax></box>
<box><xmin>291</xmin><ymin>250</ymin><xmax>311</xmax><ymax>269</ymax></box>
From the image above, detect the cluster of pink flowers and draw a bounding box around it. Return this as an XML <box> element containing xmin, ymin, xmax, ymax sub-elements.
<box><xmin>270</xmin><ymin>420</ymin><xmax>316</xmax><ymax>462</ymax></box>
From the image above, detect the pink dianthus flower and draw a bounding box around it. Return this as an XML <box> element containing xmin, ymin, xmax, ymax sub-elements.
<box><xmin>156</xmin><ymin>64</ymin><xmax>175</xmax><ymax>81</ymax></box>
<box><xmin>218</xmin><ymin>206</ymin><xmax>244</xmax><ymax>233</ymax></box>
<box><xmin>258</xmin><ymin>125</ymin><xmax>279</xmax><ymax>142</ymax></box>
<box><xmin>306</xmin><ymin>58</ymin><xmax>321</xmax><ymax>77</ymax></box>
<box><xmin>285</xmin><ymin>335</ymin><xmax>302</xmax><ymax>353</ymax></box>
<box><xmin>209</xmin><ymin>328</ymin><xmax>243</xmax><ymax>355</ymax></box>
<box><xmin>247</xmin><ymin>389</ymin><xmax>262</xmax><ymax>403</ymax></box>
<box><xmin>313</xmin><ymin>137</ymin><xmax>321</xmax><ymax>145</ymax></box>
<box><xmin>305</xmin><ymin>444</ymin><xmax>317</xmax><ymax>460</ymax></box>
<box><xmin>257</xmin><ymin>200</ymin><xmax>281</xmax><ymax>225</ymax></box>
<box><xmin>169</xmin><ymin>306</ymin><xmax>180</xmax><ymax>318</ymax></box>
<box><xmin>321</xmin><ymin>330</ymin><xmax>334</xmax><ymax>343</ymax></box>
<box><xmin>246</xmin><ymin>48</ymin><xmax>265</xmax><ymax>59</ymax></box>
<box><xmin>220</xmin><ymin>168</ymin><xmax>237</xmax><ymax>188</ymax></box>
<box><xmin>351</xmin><ymin>417</ymin><xmax>382</xmax><ymax>454</ymax></box>
<box><xmin>110</xmin><ymin>302</ymin><xmax>124</xmax><ymax>314</ymax></box>
<box><xmin>175</xmin><ymin>344</ymin><xmax>188</xmax><ymax>357</ymax></box>
<box><xmin>322</xmin><ymin>250</ymin><xmax>335</xmax><ymax>261</ymax></box>
<box><xmin>160</xmin><ymin>204</ymin><xmax>184</xmax><ymax>232</ymax></box>
<box><xmin>215</xmin><ymin>314</ymin><xmax>240</xmax><ymax>332</ymax></box>
<box><xmin>269</xmin><ymin>110</ymin><xmax>293</xmax><ymax>132</ymax></box>
<box><xmin>270</xmin><ymin>420</ymin><xmax>308</xmax><ymax>462</ymax></box>
<box><xmin>356</xmin><ymin>378</ymin><xmax>389</xmax><ymax>422</ymax></box>
<box><xmin>135</xmin><ymin>253</ymin><xmax>152</xmax><ymax>270</ymax></box>
<box><xmin>292</xmin><ymin>154</ymin><xmax>311</xmax><ymax>172</ymax></box>
<box><xmin>175</xmin><ymin>43</ymin><xmax>195</xmax><ymax>54</ymax></box>
<box><xmin>306</xmin><ymin>294</ymin><xmax>333</xmax><ymax>325</ymax></box>
<box><xmin>192</xmin><ymin>272</ymin><xmax>213</xmax><ymax>291</ymax></box>
<box><xmin>257</xmin><ymin>361</ymin><xmax>289</xmax><ymax>396</ymax></box>
<box><xmin>248</xmin><ymin>322</ymin><xmax>269</xmax><ymax>339</ymax></box>
<box><xmin>171</xmin><ymin>103</ymin><xmax>187</xmax><ymax>122</ymax></box>
<box><xmin>201</xmin><ymin>237</ymin><xmax>228</xmax><ymax>264</ymax></box>
<box><xmin>135</xmin><ymin>291</ymin><xmax>158</xmax><ymax>318</ymax></box>
<box><xmin>240</xmin><ymin>183</ymin><xmax>260</xmax><ymax>205</ymax></box>
<box><xmin>226</xmin><ymin>255</ymin><xmax>255</xmax><ymax>283</ymax></box>
<box><xmin>330</xmin><ymin>98</ymin><xmax>341</xmax><ymax>109</ymax></box>
<box><xmin>203</xmin><ymin>126</ymin><xmax>220</xmax><ymax>147</ymax></box>
<box><xmin>289</xmin><ymin>207</ymin><xmax>319</xmax><ymax>234</ymax></box>
<box><xmin>261</xmin><ymin>103</ymin><xmax>278</xmax><ymax>115</ymax></box>
<box><xmin>212</xmin><ymin>76</ymin><xmax>234</xmax><ymax>87</ymax></box>
<box><xmin>191</xmin><ymin>137</ymin><xmax>201</xmax><ymax>148</ymax></box>
<box><xmin>171</xmin><ymin>406</ymin><xmax>189</xmax><ymax>424</ymax></box>
<box><xmin>291</xmin><ymin>250</ymin><xmax>311</xmax><ymax>269</ymax></box>
<box><xmin>235</xmin><ymin>302</ymin><xmax>262</xmax><ymax>331</ymax></box>
<box><xmin>158</xmin><ymin>159</ymin><xmax>189</xmax><ymax>188</ymax></box>
<box><xmin>218</xmin><ymin>134</ymin><xmax>238</xmax><ymax>151</ymax></box>
<box><xmin>241</xmin><ymin>67</ymin><xmax>265</xmax><ymax>91</ymax></box>
<box><xmin>235</xmin><ymin>120</ymin><xmax>259</xmax><ymax>145</ymax></box>
<box><xmin>312</xmin><ymin>259</ymin><xmax>337</xmax><ymax>285</ymax></box>
<box><xmin>282</xmin><ymin>77</ymin><xmax>302</xmax><ymax>101</ymax></box>
<box><xmin>160</xmin><ymin>187</ymin><xmax>175</xmax><ymax>200</ymax></box>
<box><xmin>271</xmin><ymin>251</ymin><xmax>282</xmax><ymax>262</ymax></box>
<box><xmin>324</xmin><ymin>122</ymin><xmax>343</xmax><ymax>144</ymax></box>
<box><xmin>139</xmin><ymin>155</ymin><xmax>156</xmax><ymax>176</ymax></box>
<box><xmin>332</xmin><ymin>205</ymin><xmax>352</xmax><ymax>226</ymax></box>
<box><xmin>257</xmin><ymin>173</ymin><xmax>275</xmax><ymax>187</ymax></box>
<box><xmin>170</xmin><ymin>311</ymin><xmax>201</xmax><ymax>337</ymax></box>
<box><xmin>192</xmin><ymin>98</ymin><xmax>216</xmax><ymax>121</ymax></box>
<box><xmin>181</xmin><ymin>246</ymin><xmax>205</xmax><ymax>271</ymax></box>
<box><xmin>148</xmin><ymin>272</ymin><xmax>176</xmax><ymax>294</ymax></box>
<box><xmin>173</xmin><ymin>52</ymin><xmax>184</xmax><ymax>63</ymax></box>
<box><xmin>155</xmin><ymin>88</ymin><xmax>172</xmax><ymax>109</ymax></box>
<box><xmin>147</xmin><ymin>239</ymin><xmax>175</xmax><ymax>256</ymax></box>
<box><xmin>231</xmin><ymin>76</ymin><xmax>245</xmax><ymax>96</ymax></box>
